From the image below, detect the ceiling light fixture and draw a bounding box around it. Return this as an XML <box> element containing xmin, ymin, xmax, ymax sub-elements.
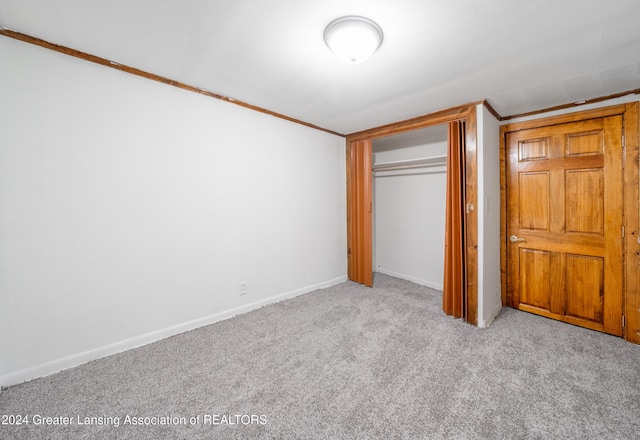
<box><xmin>324</xmin><ymin>16</ymin><xmax>383</xmax><ymax>64</ymax></box>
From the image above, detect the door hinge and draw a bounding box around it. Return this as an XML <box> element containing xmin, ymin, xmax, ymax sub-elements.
<box><xmin>622</xmin><ymin>225</ymin><xmax>625</xmax><ymax>238</ymax></box>
<box><xmin>622</xmin><ymin>315</ymin><xmax>626</xmax><ymax>327</ymax></box>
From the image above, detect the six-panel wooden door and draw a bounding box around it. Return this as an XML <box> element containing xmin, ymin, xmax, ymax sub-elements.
<box><xmin>506</xmin><ymin>116</ymin><xmax>624</xmax><ymax>335</ymax></box>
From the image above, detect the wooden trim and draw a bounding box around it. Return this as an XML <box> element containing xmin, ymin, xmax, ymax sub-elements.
<box><xmin>623</xmin><ymin>102</ymin><xmax>640</xmax><ymax>343</ymax></box>
<box><xmin>501</xmin><ymin>104</ymin><xmax>629</xmax><ymax>133</ymax></box>
<box><xmin>499</xmin><ymin>125</ymin><xmax>508</xmax><ymax>306</ymax></box>
<box><xmin>483</xmin><ymin>100</ymin><xmax>503</xmax><ymax>121</ymax></box>
<box><xmin>501</xmin><ymin>89</ymin><xmax>640</xmax><ymax>121</ymax></box>
<box><xmin>346</xmin><ymin>102</ymin><xmax>481</xmax><ymax>142</ymax></box>
<box><xmin>0</xmin><ymin>28</ymin><xmax>344</xmax><ymax>138</ymax></box>
<box><xmin>464</xmin><ymin>110</ymin><xmax>479</xmax><ymax>326</ymax></box>
<box><xmin>500</xmin><ymin>102</ymin><xmax>640</xmax><ymax>344</ymax></box>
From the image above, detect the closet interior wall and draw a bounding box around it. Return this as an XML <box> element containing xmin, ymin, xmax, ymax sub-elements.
<box><xmin>372</xmin><ymin>124</ymin><xmax>448</xmax><ymax>289</ymax></box>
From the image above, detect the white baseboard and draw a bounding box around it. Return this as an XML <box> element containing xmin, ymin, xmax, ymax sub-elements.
<box><xmin>375</xmin><ymin>268</ymin><xmax>443</xmax><ymax>291</ymax></box>
<box><xmin>0</xmin><ymin>275</ymin><xmax>347</xmax><ymax>389</ymax></box>
<box><xmin>478</xmin><ymin>302</ymin><xmax>503</xmax><ymax>328</ymax></box>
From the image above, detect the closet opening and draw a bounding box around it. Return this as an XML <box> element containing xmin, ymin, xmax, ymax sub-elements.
<box><xmin>346</xmin><ymin>103</ymin><xmax>478</xmax><ymax>324</ymax></box>
<box><xmin>372</xmin><ymin>124</ymin><xmax>448</xmax><ymax>292</ymax></box>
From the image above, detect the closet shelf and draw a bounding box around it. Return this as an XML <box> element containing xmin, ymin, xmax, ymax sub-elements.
<box><xmin>372</xmin><ymin>155</ymin><xmax>447</xmax><ymax>172</ymax></box>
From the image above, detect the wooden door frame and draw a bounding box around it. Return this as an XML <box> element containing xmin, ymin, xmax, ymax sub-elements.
<box><xmin>346</xmin><ymin>102</ymin><xmax>479</xmax><ymax>325</ymax></box>
<box><xmin>500</xmin><ymin>102</ymin><xmax>640</xmax><ymax>343</ymax></box>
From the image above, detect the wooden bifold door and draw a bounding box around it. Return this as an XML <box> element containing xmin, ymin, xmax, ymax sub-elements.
<box><xmin>506</xmin><ymin>115</ymin><xmax>624</xmax><ymax>335</ymax></box>
<box><xmin>346</xmin><ymin>139</ymin><xmax>373</xmax><ymax>287</ymax></box>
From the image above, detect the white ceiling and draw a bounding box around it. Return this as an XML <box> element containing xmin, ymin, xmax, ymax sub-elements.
<box><xmin>1</xmin><ymin>0</ymin><xmax>639</xmax><ymax>135</ymax></box>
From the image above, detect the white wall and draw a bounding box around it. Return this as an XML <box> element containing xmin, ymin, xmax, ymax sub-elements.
<box><xmin>372</xmin><ymin>129</ymin><xmax>448</xmax><ymax>289</ymax></box>
<box><xmin>0</xmin><ymin>37</ymin><xmax>347</xmax><ymax>388</ymax></box>
<box><xmin>477</xmin><ymin>105</ymin><xmax>502</xmax><ymax>327</ymax></box>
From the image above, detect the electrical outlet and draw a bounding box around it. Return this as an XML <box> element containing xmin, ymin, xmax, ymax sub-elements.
<box><xmin>239</xmin><ymin>282</ymin><xmax>248</xmax><ymax>295</ymax></box>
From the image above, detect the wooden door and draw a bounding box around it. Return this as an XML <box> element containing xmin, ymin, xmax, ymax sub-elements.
<box><xmin>506</xmin><ymin>115</ymin><xmax>624</xmax><ymax>335</ymax></box>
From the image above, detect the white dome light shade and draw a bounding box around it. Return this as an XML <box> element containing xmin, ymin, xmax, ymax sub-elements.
<box><xmin>324</xmin><ymin>16</ymin><xmax>383</xmax><ymax>64</ymax></box>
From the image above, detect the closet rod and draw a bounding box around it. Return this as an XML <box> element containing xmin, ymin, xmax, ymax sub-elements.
<box><xmin>372</xmin><ymin>155</ymin><xmax>447</xmax><ymax>172</ymax></box>
<box><xmin>374</xmin><ymin>169</ymin><xmax>446</xmax><ymax>178</ymax></box>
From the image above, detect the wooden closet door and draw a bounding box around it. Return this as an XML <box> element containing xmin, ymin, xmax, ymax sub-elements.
<box><xmin>506</xmin><ymin>115</ymin><xmax>624</xmax><ymax>335</ymax></box>
<box><xmin>347</xmin><ymin>139</ymin><xmax>373</xmax><ymax>287</ymax></box>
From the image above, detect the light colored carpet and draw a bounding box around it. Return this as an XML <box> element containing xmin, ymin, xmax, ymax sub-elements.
<box><xmin>1</xmin><ymin>273</ymin><xmax>639</xmax><ymax>439</ymax></box>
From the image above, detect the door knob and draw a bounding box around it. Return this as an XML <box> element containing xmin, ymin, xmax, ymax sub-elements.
<box><xmin>510</xmin><ymin>235</ymin><xmax>526</xmax><ymax>243</ymax></box>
